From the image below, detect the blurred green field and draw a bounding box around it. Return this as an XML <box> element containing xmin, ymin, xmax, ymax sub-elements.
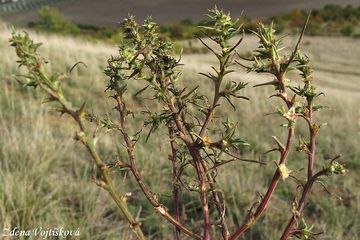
<box><xmin>0</xmin><ymin>21</ymin><xmax>359</xmax><ymax>239</ymax></box>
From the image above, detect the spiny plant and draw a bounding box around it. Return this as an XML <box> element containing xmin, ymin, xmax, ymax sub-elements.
<box><xmin>9</xmin><ymin>7</ymin><xmax>346</xmax><ymax>240</ymax></box>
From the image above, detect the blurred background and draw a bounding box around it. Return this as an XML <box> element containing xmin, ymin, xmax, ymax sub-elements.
<box><xmin>1</xmin><ymin>0</ymin><xmax>360</xmax><ymax>26</ymax></box>
<box><xmin>0</xmin><ymin>1</ymin><xmax>359</xmax><ymax>239</ymax></box>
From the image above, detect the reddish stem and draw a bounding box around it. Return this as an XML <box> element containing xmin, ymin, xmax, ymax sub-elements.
<box><xmin>191</xmin><ymin>149</ymin><xmax>211</xmax><ymax>240</ymax></box>
<box><xmin>114</xmin><ymin>88</ymin><xmax>201</xmax><ymax>240</ymax></box>
<box><xmin>307</xmin><ymin>107</ymin><xmax>315</xmax><ymax>181</ymax></box>
<box><xmin>280</xmin><ymin>105</ymin><xmax>317</xmax><ymax>239</ymax></box>
<box><xmin>169</xmin><ymin>128</ymin><xmax>181</xmax><ymax>240</ymax></box>
<box><xmin>166</xmin><ymin>97</ymin><xmax>211</xmax><ymax>240</ymax></box>
<box><xmin>229</xmin><ymin>127</ymin><xmax>294</xmax><ymax>240</ymax></box>
<box><xmin>280</xmin><ymin>170</ymin><xmax>326</xmax><ymax>239</ymax></box>
<box><xmin>123</xmin><ymin>132</ymin><xmax>202</xmax><ymax>240</ymax></box>
<box><xmin>201</xmin><ymin>158</ymin><xmax>229</xmax><ymax>240</ymax></box>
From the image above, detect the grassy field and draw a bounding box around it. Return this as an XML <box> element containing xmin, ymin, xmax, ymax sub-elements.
<box><xmin>0</xmin><ymin>21</ymin><xmax>359</xmax><ymax>240</ymax></box>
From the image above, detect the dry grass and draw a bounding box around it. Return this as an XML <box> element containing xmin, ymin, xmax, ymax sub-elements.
<box><xmin>0</xmin><ymin>24</ymin><xmax>359</xmax><ymax>239</ymax></box>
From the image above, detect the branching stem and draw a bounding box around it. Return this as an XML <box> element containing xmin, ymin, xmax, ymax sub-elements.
<box><xmin>229</xmin><ymin>127</ymin><xmax>295</xmax><ymax>240</ymax></box>
<box><xmin>38</xmin><ymin>81</ymin><xmax>146</xmax><ymax>240</ymax></box>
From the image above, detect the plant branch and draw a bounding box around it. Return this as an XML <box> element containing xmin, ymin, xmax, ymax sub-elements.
<box><xmin>113</xmin><ymin>84</ymin><xmax>201</xmax><ymax>239</ymax></box>
<box><xmin>280</xmin><ymin>101</ymin><xmax>318</xmax><ymax>240</ymax></box>
<box><xmin>283</xmin><ymin>13</ymin><xmax>311</xmax><ymax>72</ymax></box>
<box><xmin>280</xmin><ymin>170</ymin><xmax>327</xmax><ymax>239</ymax></box>
<box><xmin>38</xmin><ymin>81</ymin><xmax>146</xmax><ymax>240</ymax></box>
<box><xmin>122</xmin><ymin>130</ymin><xmax>202</xmax><ymax>240</ymax></box>
<box><xmin>229</xmin><ymin>126</ymin><xmax>295</xmax><ymax>240</ymax></box>
<box><xmin>169</xmin><ymin>127</ymin><xmax>181</xmax><ymax>240</ymax></box>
